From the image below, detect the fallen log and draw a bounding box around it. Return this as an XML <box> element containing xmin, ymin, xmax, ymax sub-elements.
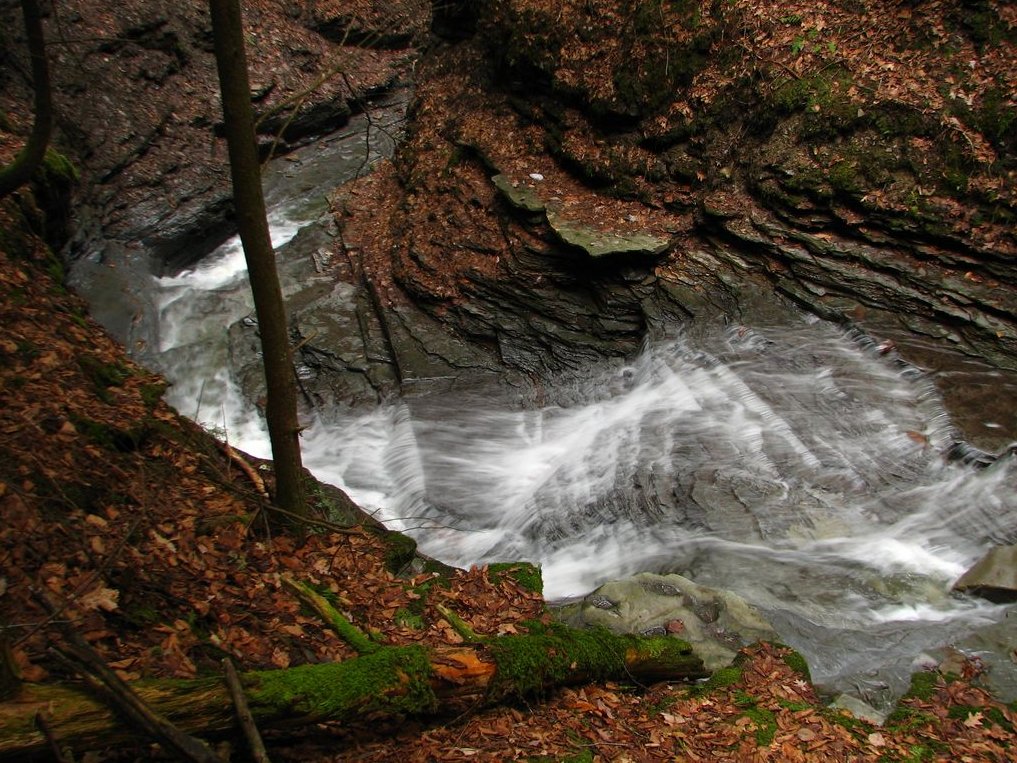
<box><xmin>0</xmin><ymin>626</ymin><xmax>706</xmax><ymax>758</ymax></box>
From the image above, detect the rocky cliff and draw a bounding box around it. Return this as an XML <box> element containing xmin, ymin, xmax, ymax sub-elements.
<box><xmin>333</xmin><ymin>0</ymin><xmax>1017</xmax><ymax>447</ymax></box>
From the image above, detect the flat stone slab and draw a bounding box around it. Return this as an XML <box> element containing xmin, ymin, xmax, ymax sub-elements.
<box><xmin>953</xmin><ymin>545</ymin><xmax>1017</xmax><ymax>603</ymax></box>
<box><xmin>490</xmin><ymin>173</ymin><xmax>670</xmax><ymax>258</ymax></box>
<box><xmin>491</xmin><ymin>173</ymin><xmax>546</xmax><ymax>213</ymax></box>
<box><xmin>547</xmin><ymin>211</ymin><xmax>671</xmax><ymax>259</ymax></box>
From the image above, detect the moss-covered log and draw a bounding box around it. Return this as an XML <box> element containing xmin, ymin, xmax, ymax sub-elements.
<box><xmin>0</xmin><ymin>628</ymin><xmax>705</xmax><ymax>758</ymax></box>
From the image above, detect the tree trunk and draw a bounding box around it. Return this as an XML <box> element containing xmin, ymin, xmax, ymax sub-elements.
<box><xmin>0</xmin><ymin>0</ymin><xmax>53</xmax><ymax>199</ymax></box>
<box><xmin>208</xmin><ymin>0</ymin><xmax>307</xmax><ymax>519</ymax></box>
<box><xmin>0</xmin><ymin>630</ymin><xmax>706</xmax><ymax>758</ymax></box>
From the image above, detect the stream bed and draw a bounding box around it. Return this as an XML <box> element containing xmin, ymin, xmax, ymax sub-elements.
<box><xmin>70</xmin><ymin>102</ymin><xmax>1017</xmax><ymax>710</ymax></box>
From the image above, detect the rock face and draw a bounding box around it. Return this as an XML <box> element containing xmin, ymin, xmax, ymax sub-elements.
<box><xmin>556</xmin><ymin>573</ymin><xmax>777</xmax><ymax>671</ymax></box>
<box><xmin>5</xmin><ymin>0</ymin><xmax>1016</xmax><ymax>448</ymax></box>
<box><xmin>0</xmin><ymin>0</ymin><xmax>427</xmax><ymax>270</ymax></box>
<box><xmin>954</xmin><ymin>545</ymin><xmax>1017</xmax><ymax>603</ymax></box>
<box><xmin>335</xmin><ymin>0</ymin><xmax>1017</xmax><ymax>448</ymax></box>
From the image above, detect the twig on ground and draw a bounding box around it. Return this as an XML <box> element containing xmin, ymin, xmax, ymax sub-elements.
<box><xmin>35</xmin><ymin>712</ymin><xmax>75</xmax><ymax>763</ymax></box>
<box><xmin>223</xmin><ymin>657</ymin><xmax>271</xmax><ymax>763</ymax></box>
<box><xmin>281</xmin><ymin>575</ymin><xmax>378</xmax><ymax>654</ymax></box>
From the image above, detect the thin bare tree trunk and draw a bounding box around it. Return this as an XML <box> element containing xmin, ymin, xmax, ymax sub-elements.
<box><xmin>208</xmin><ymin>0</ymin><xmax>307</xmax><ymax>519</ymax></box>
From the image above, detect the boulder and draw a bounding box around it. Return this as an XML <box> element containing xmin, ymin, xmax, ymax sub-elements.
<box><xmin>953</xmin><ymin>546</ymin><xmax>1017</xmax><ymax>603</ymax></box>
<box><xmin>555</xmin><ymin>572</ymin><xmax>777</xmax><ymax>671</ymax></box>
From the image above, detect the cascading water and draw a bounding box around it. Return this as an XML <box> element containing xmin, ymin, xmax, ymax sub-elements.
<box><xmin>118</xmin><ymin>106</ymin><xmax>1016</xmax><ymax>706</ymax></box>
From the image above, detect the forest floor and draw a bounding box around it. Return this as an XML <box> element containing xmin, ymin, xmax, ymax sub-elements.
<box><xmin>1</xmin><ymin>196</ymin><xmax>1016</xmax><ymax>763</ymax></box>
<box><xmin>2</xmin><ymin>0</ymin><xmax>1017</xmax><ymax>759</ymax></box>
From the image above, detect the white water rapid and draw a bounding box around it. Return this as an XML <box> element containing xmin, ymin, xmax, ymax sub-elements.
<box><xmin>134</xmin><ymin>114</ymin><xmax>1017</xmax><ymax>705</ymax></box>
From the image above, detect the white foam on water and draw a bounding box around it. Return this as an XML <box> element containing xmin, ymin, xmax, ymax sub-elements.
<box><xmin>152</xmin><ymin>232</ymin><xmax>1017</xmax><ymax>631</ymax></box>
<box><xmin>142</xmin><ymin>115</ymin><xmax>1016</xmax><ymax>698</ymax></box>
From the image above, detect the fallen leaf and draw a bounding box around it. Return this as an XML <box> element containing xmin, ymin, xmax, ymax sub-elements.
<box><xmin>78</xmin><ymin>585</ymin><xmax>119</xmax><ymax>612</ymax></box>
<box><xmin>962</xmin><ymin>711</ymin><xmax>984</xmax><ymax>728</ymax></box>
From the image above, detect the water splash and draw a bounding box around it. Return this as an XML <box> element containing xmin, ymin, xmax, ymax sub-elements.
<box><xmin>136</xmin><ymin>104</ymin><xmax>1017</xmax><ymax>701</ymax></box>
<box><xmin>296</xmin><ymin>322</ymin><xmax>1016</xmax><ymax>699</ymax></box>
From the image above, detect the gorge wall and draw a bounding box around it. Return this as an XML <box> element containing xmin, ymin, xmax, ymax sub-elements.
<box><xmin>3</xmin><ymin>0</ymin><xmax>1016</xmax><ymax>448</ymax></box>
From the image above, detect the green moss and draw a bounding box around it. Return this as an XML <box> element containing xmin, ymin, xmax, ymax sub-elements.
<box><xmin>777</xmin><ymin>698</ymin><xmax>812</xmax><ymax>712</ymax></box>
<box><xmin>122</xmin><ymin>604</ymin><xmax>161</xmax><ymax>627</ymax></box>
<box><xmin>645</xmin><ymin>692</ymin><xmax>680</xmax><ymax>715</ymax></box>
<box><xmin>394</xmin><ymin>608</ymin><xmax>424</xmax><ymax>630</ymax></box>
<box><xmin>39</xmin><ymin>148</ymin><xmax>79</xmax><ymax>185</ymax></box>
<box><xmin>824</xmin><ymin>706</ymin><xmax>872</xmax><ymax>738</ymax></box>
<box><xmin>139</xmin><ymin>381</ymin><xmax>168</xmax><ymax>409</ymax></box>
<box><xmin>973</xmin><ymin>85</ymin><xmax>1017</xmax><ymax>155</ymax></box>
<box><xmin>951</xmin><ymin>0</ymin><xmax>1017</xmax><ymax>50</ymax></box>
<box><xmin>296</xmin><ymin>579</ymin><xmax>379</xmax><ymax>654</ymax></box>
<box><xmin>68</xmin><ymin>413</ymin><xmax>151</xmax><ymax>453</ymax></box>
<box><xmin>732</xmin><ymin>689</ymin><xmax>753</xmax><ymax>706</ymax></box>
<box><xmin>947</xmin><ymin>704</ymin><xmax>1014</xmax><ymax>733</ymax></box>
<box><xmin>731</xmin><ymin>689</ymin><xmax>778</xmax><ymax>744</ymax></box>
<box><xmin>742</xmin><ymin>705</ymin><xmax>777</xmax><ymax>746</ymax></box>
<box><xmin>487</xmin><ymin>562</ymin><xmax>543</xmax><ymax>594</ymax></box>
<box><xmin>903</xmin><ymin>671</ymin><xmax>939</xmax><ymax>702</ymax></box>
<box><xmin>780</xmin><ymin>648</ymin><xmax>812</xmax><ymax>683</ymax></box>
<box><xmin>489</xmin><ymin>624</ymin><xmax>700</xmax><ymax>697</ymax></box>
<box><xmin>704</xmin><ymin>664</ymin><xmax>742</xmax><ymax>690</ymax></box>
<box><xmin>885</xmin><ymin>704</ymin><xmax>936</xmax><ymax>730</ymax></box>
<box><xmin>250</xmin><ymin>645</ymin><xmax>437</xmax><ymax>719</ymax></box>
<box><xmin>15</xmin><ymin>339</ymin><xmax>39</xmax><ymax>361</ymax></box>
<box><xmin>883</xmin><ymin>741</ymin><xmax>947</xmax><ymax>762</ymax></box>
<box><xmin>868</xmin><ymin>103</ymin><xmax>934</xmax><ymax>141</ymax></box>
<box><xmin>527</xmin><ymin>749</ymin><xmax>595</xmax><ymax>763</ymax></box>
<box><xmin>827</xmin><ymin>160</ymin><xmax>861</xmax><ymax>194</ymax></box>
<box><xmin>769</xmin><ymin>77</ymin><xmax>816</xmax><ymax>114</ymax></box>
<box><xmin>612</xmin><ymin>42</ymin><xmax>706</xmax><ymax>118</ymax></box>
<box><xmin>304</xmin><ymin>478</ymin><xmax>362</xmax><ymax>528</ymax></box>
<box><xmin>78</xmin><ymin>355</ymin><xmax>131</xmax><ymax>403</ymax></box>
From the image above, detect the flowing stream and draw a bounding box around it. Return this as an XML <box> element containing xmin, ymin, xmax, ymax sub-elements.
<box><xmin>76</xmin><ymin>104</ymin><xmax>1017</xmax><ymax>707</ymax></box>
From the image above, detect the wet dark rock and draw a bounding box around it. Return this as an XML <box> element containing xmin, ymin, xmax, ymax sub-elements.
<box><xmin>945</xmin><ymin>441</ymin><xmax>1017</xmax><ymax>470</ymax></box>
<box><xmin>587</xmin><ymin>594</ymin><xmax>616</xmax><ymax>610</ymax></box>
<box><xmin>639</xmin><ymin>626</ymin><xmax>667</xmax><ymax>637</ymax></box>
<box><xmin>708</xmin><ymin>213</ymin><xmax>1017</xmax><ymax>376</ymax></box>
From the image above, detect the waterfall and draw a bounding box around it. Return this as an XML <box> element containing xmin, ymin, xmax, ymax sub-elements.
<box><xmin>79</xmin><ymin>103</ymin><xmax>1015</xmax><ymax>703</ymax></box>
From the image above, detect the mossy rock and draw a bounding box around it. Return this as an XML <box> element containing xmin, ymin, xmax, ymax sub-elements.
<box><xmin>380</xmin><ymin>529</ymin><xmax>418</xmax><ymax>575</ymax></box>
<box><xmin>307</xmin><ymin>478</ymin><xmax>362</xmax><ymax>529</ymax></box>
<box><xmin>486</xmin><ymin>562</ymin><xmax>543</xmax><ymax>594</ymax></box>
<box><xmin>39</xmin><ymin>148</ymin><xmax>79</xmax><ymax>187</ymax></box>
<box><xmin>489</xmin><ymin>622</ymin><xmax>700</xmax><ymax>696</ymax></box>
<box><xmin>559</xmin><ymin>572</ymin><xmax>776</xmax><ymax>672</ymax></box>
